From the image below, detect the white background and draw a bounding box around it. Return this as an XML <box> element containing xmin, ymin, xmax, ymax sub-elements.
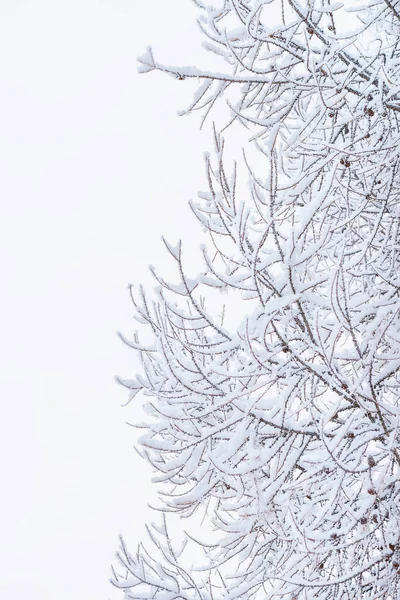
<box><xmin>0</xmin><ymin>1</ymin><xmax>214</xmax><ymax>597</ymax></box>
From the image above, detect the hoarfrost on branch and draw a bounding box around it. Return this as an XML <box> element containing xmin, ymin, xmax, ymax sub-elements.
<box><xmin>112</xmin><ymin>1</ymin><xmax>400</xmax><ymax>598</ymax></box>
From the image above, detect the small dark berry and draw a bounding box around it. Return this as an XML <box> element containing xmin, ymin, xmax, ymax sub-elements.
<box><xmin>360</xmin><ymin>517</ymin><xmax>368</xmax><ymax>524</ymax></box>
<box><xmin>368</xmin><ymin>456</ymin><xmax>376</xmax><ymax>468</ymax></box>
<box><xmin>367</xmin><ymin>488</ymin><xmax>376</xmax><ymax>495</ymax></box>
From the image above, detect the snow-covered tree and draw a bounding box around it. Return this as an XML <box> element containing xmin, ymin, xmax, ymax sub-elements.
<box><xmin>112</xmin><ymin>1</ymin><xmax>400</xmax><ymax>598</ymax></box>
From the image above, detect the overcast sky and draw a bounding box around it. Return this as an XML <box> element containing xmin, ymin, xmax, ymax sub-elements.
<box><xmin>0</xmin><ymin>1</ymin><xmax>216</xmax><ymax>598</ymax></box>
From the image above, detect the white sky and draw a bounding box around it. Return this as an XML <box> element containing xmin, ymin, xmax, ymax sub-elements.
<box><xmin>0</xmin><ymin>1</ymin><xmax>215</xmax><ymax>598</ymax></box>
